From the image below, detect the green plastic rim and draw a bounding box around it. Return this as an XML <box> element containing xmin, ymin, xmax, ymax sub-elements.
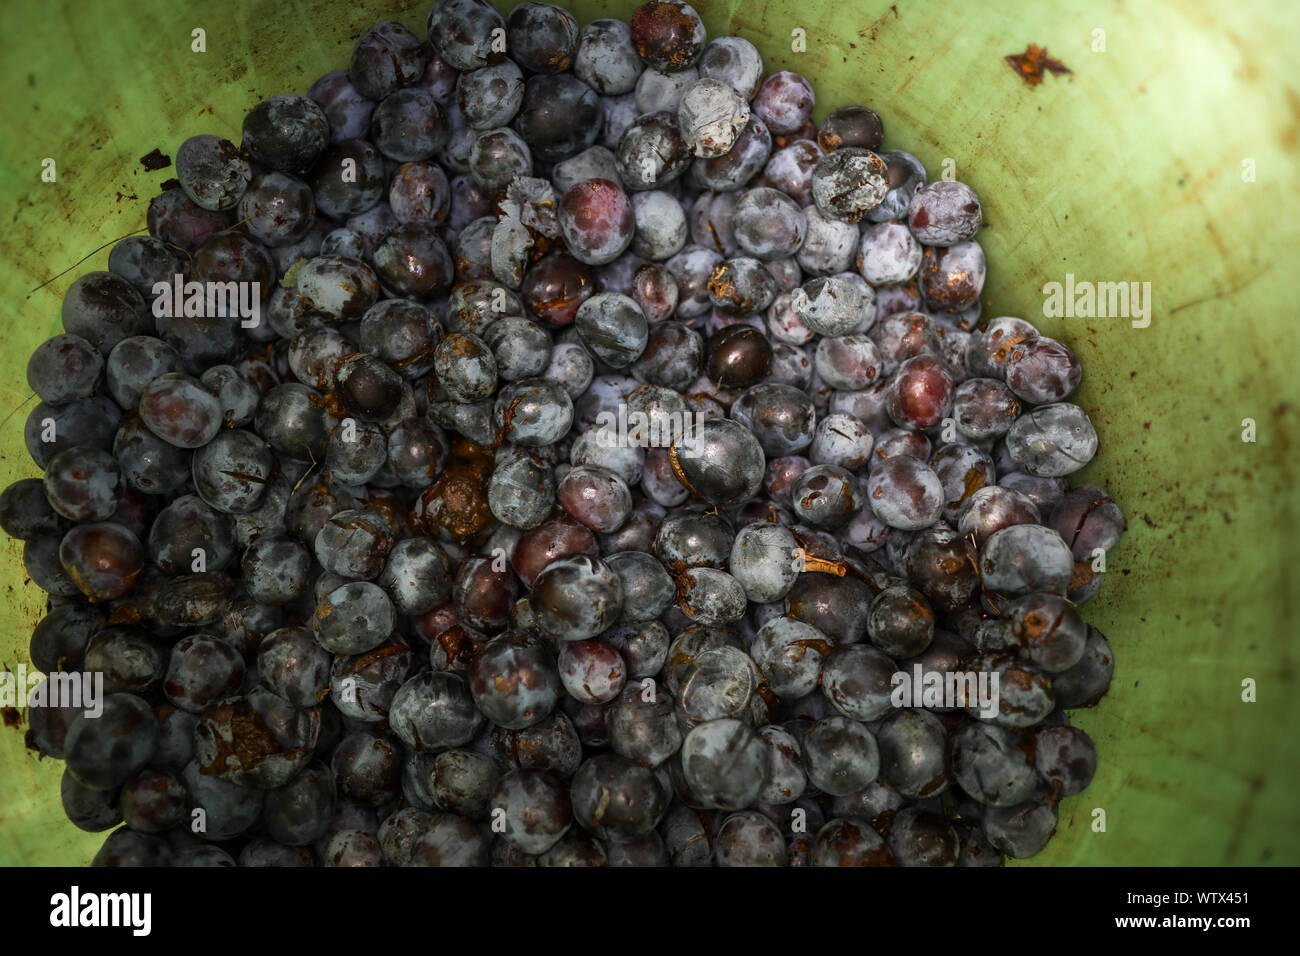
<box><xmin>0</xmin><ymin>0</ymin><xmax>1296</xmax><ymax>865</ymax></box>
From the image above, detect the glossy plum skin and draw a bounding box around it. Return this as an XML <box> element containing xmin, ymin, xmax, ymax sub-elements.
<box><xmin>629</xmin><ymin>1</ymin><xmax>706</xmax><ymax>73</ymax></box>
<box><xmin>469</xmin><ymin>635</ymin><xmax>561</xmax><ymax>730</ymax></box>
<box><xmin>560</xmin><ymin>179</ymin><xmax>636</xmax><ymax>266</ymax></box>
<box><xmin>866</xmin><ymin>455</ymin><xmax>944</xmax><ymax>531</ymax></box>
<box><xmin>59</xmin><ymin>522</ymin><xmax>145</xmax><ymax>601</ymax></box>
<box><xmin>574</xmin><ymin>293</ymin><xmax>648</xmax><ymax>369</ymax></box>
<box><xmin>887</xmin><ymin>354</ymin><xmax>954</xmax><ymax>431</ymax></box>
<box><xmin>43</xmin><ymin>447</ymin><xmax>123</xmax><ymax>522</ymax></box>
<box><xmin>489</xmin><ymin>768</ymin><xmax>573</xmax><ymax>855</ymax></box>
<box><xmin>530</xmin><ymin>554</ymin><xmax>623</xmax><ymax>641</ymax></box>
<box><xmin>138</xmin><ymin>374</ymin><xmax>224</xmax><ymax>449</ymax></box>
<box><xmin>522</xmin><ymin>253</ymin><xmax>597</xmax><ymax>327</ymax></box>
<box><xmin>751</xmin><ymin>71</ymin><xmax>815</xmax><ymax>136</ymax></box>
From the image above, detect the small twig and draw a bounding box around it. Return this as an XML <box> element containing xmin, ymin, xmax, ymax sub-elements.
<box><xmin>0</xmin><ymin>391</ymin><xmax>38</xmax><ymax>429</ymax></box>
<box><xmin>27</xmin><ymin>226</ymin><xmax>151</xmax><ymax>297</ymax></box>
<box><xmin>292</xmin><ymin>446</ymin><xmax>320</xmax><ymax>495</ymax></box>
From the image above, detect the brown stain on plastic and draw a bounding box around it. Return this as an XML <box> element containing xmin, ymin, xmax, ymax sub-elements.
<box><xmin>1005</xmin><ymin>45</ymin><xmax>1072</xmax><ymax>88</ymax></box>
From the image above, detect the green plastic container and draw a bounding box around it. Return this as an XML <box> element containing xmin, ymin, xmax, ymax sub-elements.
<box><xmin>1</xmin><ymin>0</ymin><xmax>1296</xmax><ymax>865</ymax></box>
